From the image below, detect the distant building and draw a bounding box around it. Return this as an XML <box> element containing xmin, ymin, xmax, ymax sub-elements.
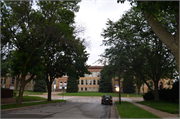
<box><xmin>54</xmin><ymin>66</ymin><xmax>103</xmax><ymax>92</ymax></box>
<box><xmin>1</xmin><ymin>66</ymin><xmax>173</xmax><ymax>93</ymax></box>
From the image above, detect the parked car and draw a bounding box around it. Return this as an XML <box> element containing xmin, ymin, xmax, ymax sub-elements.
<box><xmin>101</xmin><ymin>95</ymin><xmax>112</xmax><ymax>105</ymax></box>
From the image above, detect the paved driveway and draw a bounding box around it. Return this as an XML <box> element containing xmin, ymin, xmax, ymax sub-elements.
<box><xmin>1</xmin><ymin>96</ymin><xmax>119</xmax><ymax>119</ymax></box>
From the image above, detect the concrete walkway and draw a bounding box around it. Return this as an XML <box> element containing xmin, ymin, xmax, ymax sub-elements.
<box><xmin>131</xmin><ymin>102</ymin><xmax>179</xmax><ymax>119</ymax></box>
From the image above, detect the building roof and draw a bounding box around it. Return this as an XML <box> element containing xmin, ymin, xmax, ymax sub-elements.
<box><xmin>88</xmin><ymin>66</ymin><xmax>103</xmax><ymax>69</ymax></box>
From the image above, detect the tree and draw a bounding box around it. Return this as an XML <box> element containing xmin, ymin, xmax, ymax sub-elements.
<box><xmin>66</xmin><ymin>76</ymin><xmax>78</xmax><ymax>93</ymax></box>
<box><xmin>100</xmin><ymin>6</ymin><xmax>177</xmax><ymax>100</ymax></box>
<box><xmin>66</xmin><ymin>39</ymin><xmax>91</xmax><ymax>93</ymax></box>
<box><xmin>122</xmin><ymin>76</ymin><xmax>136</xmax><ymax>93</ymax></box>
<box><xmin>1</xmin><ymin>1</ymin><xmax>80</xmax><ymax>104</ymax></box>
<box><xmin>99</xmin><ymin>65</ymin><xmax>113</xmax><ymax>92</ymax></box>
<box><xmin>117</xmin><ymin>1</ymin><xmax>179</xmax><ymax>72</ymax></box>
<box><xmin>33</xmin><ymin>79</ymin><xmax>47</xmax><ymax>92</ymax></box>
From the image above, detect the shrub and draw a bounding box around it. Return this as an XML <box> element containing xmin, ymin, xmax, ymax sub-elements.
<box><xmin>159</xmin><ymin>88</ymin><xmax>171</xmax><ymax>101</ymax></box>
<box><xmin>13</xmin><ymin>92</ymin><xmax>17</xmax><ymax>96</ymax></box>
<box><xmin>33</xmin><ymin>79</ymin><xmax>47</xmax><ymax>92</ymax></box>
<box><xmin>143</xmin><ymin>91</ymin><xmax>154</xmax><ymax>101</ymax></box>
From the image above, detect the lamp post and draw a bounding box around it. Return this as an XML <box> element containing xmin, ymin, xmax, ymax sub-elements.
<box><xmin>103</xmin><ymin>40</ymin><xmax>121</xmax><ymax>105</ymax></box>
<box><xmin>117</xmin><ymin>43</ymin><xmax>121</xmax><ymax>105</ymax></box>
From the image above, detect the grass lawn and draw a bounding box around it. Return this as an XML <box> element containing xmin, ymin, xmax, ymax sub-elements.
<box><xmin>58</xmin><ymin>91</ymin><xmax>143</xmax><ymax>97</ymax></box>
<box><xmin>115</xmin><ymin>101</ymin><xmax>160</xmax><ymax>118</ymax></box>
<box><xmin>1</xmin><ymin>100</ymin><xmax>66</xmax><ymax>110</ymax></box>
<box><xmin>137</xmin><ymin>100</ymin><xmax>179</xmax><ymax>114</ymax></box>
<box><xmin>13</xmin><ymin>96</ymin><xmax>47</xmax><ymax>102</ymax></box>
<box><xmin>14</xmin><ymin>90</ymin><xmax>47</xmax><ymax>95</ymax></box>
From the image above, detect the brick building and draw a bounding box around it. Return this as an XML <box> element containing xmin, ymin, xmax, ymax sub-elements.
<box><xmin>1</xmin><ymin>66</ymin><xmax>173</xmax><ymax>93</ymax></box>
<box><xmin>54</xmin><ymin>66</ymin><xmax>103</xmax><ymax>92</ymax></box>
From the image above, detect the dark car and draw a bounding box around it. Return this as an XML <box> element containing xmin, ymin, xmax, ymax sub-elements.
<box><xmin>101</xmin><ymin>95</ymin><xmax>112</xmax><ymax>105</ymax></box>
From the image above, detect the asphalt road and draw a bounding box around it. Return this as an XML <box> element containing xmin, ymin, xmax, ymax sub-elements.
<box><xmin>1</xmin><ymin>97</ymin><xmax>119</xmax><ymax>119</ymax></box>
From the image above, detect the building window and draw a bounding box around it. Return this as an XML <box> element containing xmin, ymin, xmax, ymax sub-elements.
<box><xmin>85</xmin><ymin>80</ymin><xmax>88</xmax><ymax>85</ymax></box>
<box><xmin>4</xmin><ymin>79</ymin><xmax>6</xmax><ymax>84</ymax></box>
<box><xmin>85</xmin><ymin>87</ymin><xmax>87</xmax><ymax>91</ymax></box>
<box><xmin>10</xmin><ymin>86</ymin><xmax>14</xmax><ymax>90</ymax></box>
<box><xmin>59</xmin><ymin>82</ymin><xmax>62</xmax><ymax>89</ymax></box>
<box><xmin>98</xmin><ymin>80</ymin><xmax>99</xmax><ymax>85</ymax></box>
<box><xmin>2</xmin><ymin>85</ymin><xmax>5</xmax><ymax>88</ymax></box>
<box><xmin>89</xmin><ymin>73</ymin><xmax>92</xmax><ymax>77</ymax></box>
<box><xmin>85</xmin><ymin>74</ymin><xmax>88</xmax><ymax>77</ymax></box>
<box><xmin>98</xmin><ymin>88</ymin><xmax>99</xmax><ymax>91</ymax></box>
<box><xmin>93</xmin><ymin>72</ymin><xmax>96</xmax><ymax>77</ymax></box>
<box><xmin>89</xmin><ymin>80</ymin><xmax>92</xmax><ymax>85</ymax></box>
<box><xmin>93</xmin><ymin>80</ymin><xmax>96</xmax><ymax>85</ymax></box>
<box><xmin>81</xmin><ymin>80</ymin><xmax>83</xmax><ymax>85</ymax></box>
<box><xmin>93</xmin><ymin>87</ymin><xmax>96</xmax><ymax>91</ymax></box>
<box><xmin>28</xmin><ymin>87</ymin><xmax>30</xmax><ymax>90</ymax></box>
<box><xmin>64</xmin><ymin>82</ymin><xmax>67</xmax><ymax>89</ymax></box>
<box><xmin>81</xmin><ymin>87</ymin><xmax>83</xmax><ymax>91</ymax></box>
<box><xmin>1</xmin><ymin>79</ymin><xmax>3</xmax><ymax>84</ymax></box>
<box><xmin>54</xmin><ymin>80</ymin><xmax>56</xmax><ymax>84</ymax></box>
<box><xmin>31</xmin><ymin>87</ymin><xmax>33</xmax><ymax>90</ymax></box>
<box><xmin>89</xmin><ymin>87</ymin><xmax>91</xmax><ymax>91</ymax></box>
<box><xmin>97</xmin><ymin>72</ymin><xmax>100</xmax><ymax>77</ymax></box>
<box><xmin>11</xmin><ymin>77</ymin><xmax>15</xmax><ymax>84</ymax></box>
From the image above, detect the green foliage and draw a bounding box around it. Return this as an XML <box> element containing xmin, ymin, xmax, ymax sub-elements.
<box><xmin>100</xmin><ymin>6</ymin><xmax>178</xmax><ymax>100</ymax></box>
<box><xmin>99</xmin><ymin>66</ymin><xmax>113</xmax><ymax>92</ymax></box>
<box><xmin>66</xmin><ymin>76</ymin><xmax>78</xmax><ymax>93</ymax></box>
<box><xmin>13</xmin><ymin>92</ymin><xmax>17</xmax><ymax>97</ymax></box>
<box><xmin>143</xmin><ymin>91</ymin><xmax>154</xmax><ymax>101</ymax></box>
<box><xmin>122</xmin><ymin>75</ymin><xmax>136</xmax><ymax>93</ymax></box>
<box><xmin>144</xmin><ymin>81</ymin><xmax>179</xmax><ymax>102</ymax></box>
<box><xmin>1</xmin><ymin>0</ymin><xmax>83</xmax><ymax>103</ymax></box>
<box><xmin>33</xmin><ymin>79</ymin><xmax>47</xmax><ymax>92</ymax></box>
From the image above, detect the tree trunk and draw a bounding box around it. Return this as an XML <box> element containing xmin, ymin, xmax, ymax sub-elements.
<box><xmin>47</xmin><ymin>84</ymin><xmax>52</xmax><ymax>101</ymax></box>
<box><xmin>137</xmin><ymin>86</ymin><xmax>140</xmax><ymax>95</ymax></box>
<box><xmin>153</xmin><ymin>81</ymin><xmax>159</xmax><ymax>100</ymax></box>
<box><xmin>143</xmin><ymin>12</ymin><xmax>179</xmax><ymax>73</ymax></box>
<box><xmin>17</xmin><ymin>77</ymin><xmax>26</xmax><ymax>104</ymax></box>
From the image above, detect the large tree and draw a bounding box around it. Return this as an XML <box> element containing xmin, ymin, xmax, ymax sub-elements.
<box><xmin>100</xmin><ymin>6</ymin><xmax>177</xmax><ymax>100</ymax></box>
<box><xmin>66</xmin><ymin>39</ymin><xmax>91</xmax><ymax>93</ymax></box>
<box><xmin>99</xmin><ymin>65</ymin><xmax>113</xmax><ymax>93</ymax></box>
<box><xmin>117</xmin><ymin>1</ymin><xmax>179</xmax><ymax>72</ymax></box>
<box><xmin>1</xmin><ymin>1</ymin><xmax>80</xmax><ymax>104</ymax></box>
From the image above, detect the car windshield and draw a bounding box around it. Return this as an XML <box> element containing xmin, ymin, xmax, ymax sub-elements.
<box><xmin>104</xmin><ymin>95</ymin><xmax>111</xmax><ymax>98</ymax></box>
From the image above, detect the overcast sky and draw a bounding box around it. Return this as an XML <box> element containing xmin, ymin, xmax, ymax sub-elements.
<box><xmin>75</xmin><ymin>0</ymin><xmax>132</xmax><ymax>66</ymax></box>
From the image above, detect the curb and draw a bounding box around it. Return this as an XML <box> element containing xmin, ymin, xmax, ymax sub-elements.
<box><xmin>114</xmin><ymin>103</ymin><xmax>121</xmax><ymax>119</ymax></box>
<box><xmin>1</xmin><ymin>101</ymin><xmax>66</xmax><ymax>114</ymax></box>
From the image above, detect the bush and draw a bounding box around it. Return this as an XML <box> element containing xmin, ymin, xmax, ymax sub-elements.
<box><xmin>143</xmin><ymin>91</ymin><xmax>154</xmax><ymax>101</ymax></box>
<box><xmin>159</xmin><ymin>88</ymin><xmax>171</xmax><ymax>101</ymax></box>
<box><xmin>13</xmin><ymin>92</ymin><xmax>17</xmax><ymax>96</ymax></box>
<box><xmin>33</xmin><ymin>79</ymin><xmax>47</xmax><ymax>92</ymax></box>
<box><xmin>143</xmin><ymin>81</ymin><xmax>179</xmax><ymax>102</ymax></box>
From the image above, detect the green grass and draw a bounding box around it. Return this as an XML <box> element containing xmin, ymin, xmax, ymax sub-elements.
<box><xmin>58</xmin><ymin>91</ymin><xmax>143</xmax><ymax>97</ymax></box>
<box><xmin>14</xmin><ymin>90</ymin><xmax>47</xmax><ymax>95</ymax></box>
<box><xmin>115</xmin><ymin>101</ymin><xmax>160</xmax><ymax>118</ymax></box>
<box><xmin>137</xmin><ymin>100</ymin><xmax>179</xmax><ymax>114</ymax></box>
<box><xmin>1</xmin><ymin>100</ymin><xmax>66</xmax><ymax>110</ymax></box>
<box><xmin>13</xmin><ymin>96</ymin><xmax>47</xmax><ymax>102</ymax></box>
